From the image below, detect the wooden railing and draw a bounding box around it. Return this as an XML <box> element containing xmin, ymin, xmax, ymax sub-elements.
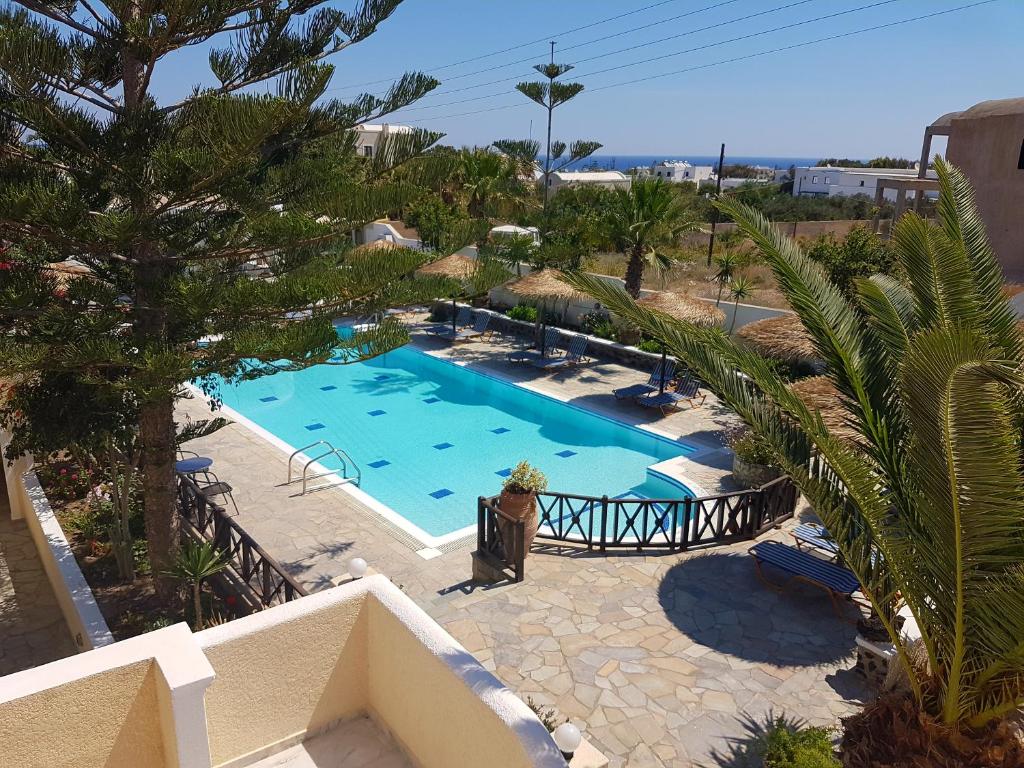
<box><xmin>476</xmin><ymin>496</ymin><xmax>526</xmax><ymax>583</ymax></box>
<box><xmin>477</xmin><ymin>476</ymin><xmax>798</xmax><ymax>576</ymax></box>
<box><xmin>176</xmin><ymin>474</ymin><xmax>307</xmax><ymax>607</ymax></box>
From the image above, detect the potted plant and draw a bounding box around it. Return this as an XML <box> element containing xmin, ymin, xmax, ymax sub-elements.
<box><xmin>498</xmin><ymin>461</ymin><xmax>547</xmax><ymax>559</ymax></box>
<box><xmin>728</xmin><ymin>428</ymin><xmax>781</xmax><ymax>489</ymax></box>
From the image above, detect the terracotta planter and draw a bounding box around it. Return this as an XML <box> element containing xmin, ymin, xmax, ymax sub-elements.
<box><xmin>498</xmin><ymin>489</ymin><xmax>538</xmax><ymax>561</ymax></box>
<box><xmin>732</xmin><ymin>454</ymin><xmax>781</xmax><ymax>490</ymax></box>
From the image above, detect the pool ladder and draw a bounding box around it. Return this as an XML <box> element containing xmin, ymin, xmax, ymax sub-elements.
<box><xmin>287</xmin><ymin>440</ymin><xmax>362</xmax><ymax>495</ymax></box>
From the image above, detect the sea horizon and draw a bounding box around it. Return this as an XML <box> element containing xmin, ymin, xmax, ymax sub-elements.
<box><xmin>551</xmin><ymin>153</ymin><xmax>849</xmax><ymax>172</ymax></box>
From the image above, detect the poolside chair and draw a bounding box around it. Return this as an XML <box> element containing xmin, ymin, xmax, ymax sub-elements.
<box><xmin>613</xmin><ymin>359</ymin><xmax>676</xmax><ymax>400</ymax></box>
<box><xmin>634</xmin><ymin>375</ymin><xmax>706</xmax><ymax>415</ymax></box>
<box><xmin>426</xmin><ymin>306</ymin><xmax>471</xmax><ymax>336</ymax></box>
<box><xmin>749</xmin><ymin>540</ymin><xmax>862</xmax><ymax>618</ymax></box>
<box><xmin>530</xmin><ymin>335</ymin><xmax>589</xmax><ymax>372</ymax></box>
<box><xmin>507</xmin><ymin>327</ymin><xmax>561</xmax><ymax>364</ymax></box>
<box><xmin>792</xmin><ymin>522</ymin><xmax>840</xmax><ymax>559</ymax></box>
<box><xmin>450</xmin><ymin>312</ymin><xmax>493</xmax><ymax>342</ymax></box>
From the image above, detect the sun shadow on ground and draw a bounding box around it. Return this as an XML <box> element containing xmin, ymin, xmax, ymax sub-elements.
<box><xmin>658</xmin><ymin>552</ymin><xmax>858</xmax><ymax>666</ymax></box>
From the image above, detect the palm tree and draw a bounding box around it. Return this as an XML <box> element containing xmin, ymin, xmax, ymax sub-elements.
<box><xmin>727</xmin><ymin>276</ymin><xmax>755</xmax><ymax>333</ymax></box>
<box><xmin>713</xmin><ymin>252</ymin><xmax>738</xmax><ymax>306</ymax></box>
<box><xmin>456</xmin><ymin>147</ymin><xmax>522</xmax><ymax>221</ymax></box>
<box><xmin>565</xmin><ymin>159</ymin><xmax>1024</xmax><ymax>756</ymax></box>
<box><xmin>604</xmin><ymin>178</ymin><xmax>698</xmax><ymax>298</ymax></box>
<box><xmin>168</xmin><ymin>541</ymin><xmax>228</xmax><ymax>630</ymax></box>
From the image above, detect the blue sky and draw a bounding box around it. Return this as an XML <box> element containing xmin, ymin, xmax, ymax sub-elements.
<box><xmin>150</xmin><ymin>0</ymin><xmax>1021</xmax><ymax>158</ymax></box>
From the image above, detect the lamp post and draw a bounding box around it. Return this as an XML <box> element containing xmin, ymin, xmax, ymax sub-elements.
<box><xmin>552</xmin><ymin>722</ymin><xmax>581</xmax><ymax>763</ymax></box>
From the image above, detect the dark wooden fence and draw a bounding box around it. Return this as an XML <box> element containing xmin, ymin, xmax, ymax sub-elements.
<box><xmin>477</xmin><ymin>476</ymin><xmax>798</xmax><ymax>579</ymax></box>
<box><xmin>176</xmin><ymin>474</ymin><xmax>307</xmax><ymax>607</ymax></box>
<box><xmin>476</xmin><ymin>496</ymin><xmax>526</xmax><ymax>583</ymax></box>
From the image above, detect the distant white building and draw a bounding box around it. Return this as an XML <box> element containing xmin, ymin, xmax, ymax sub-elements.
<box><xmin>792</xmin><ymin>166</ymin><xmax>933</xmax><ymax>201</ymax></box>
<box><xmin>547</xmin><ymin>170</ymin><xmax>632</xmax><ymax>194</ymax></box>
<box><xmin>352</xmin><ymin>123</ymin><xmax>413</xmax><ymax>158</ymax></box>
<box><xmin>649</xmin><ymin>160</ymin><xmax>714</xmax><ymax>185</ymax></box>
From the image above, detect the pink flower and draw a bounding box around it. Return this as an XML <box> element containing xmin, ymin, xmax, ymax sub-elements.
<box><xmin>71</xmin><ymin>474</ymin><xmax>78</xmax><ymax>481</ymax></box>
<box><xmin>59</xmin><ymin>468</ymin><xmax>67</xmax><ymax>476</ymax></box>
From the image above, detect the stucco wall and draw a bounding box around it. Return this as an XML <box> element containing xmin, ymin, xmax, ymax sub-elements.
<box><xmin>366</xmin><ymin>586</ymin><xmax>563</xmax><ymax>768</ymax></box>
<box><xmin>947</xmin><ymin>112</ymin><xmax>1024</xmax><ymax>277</ymax></box>
<box><xmin>198</xmin><ymin>588</ymin><xmax>369</xmax><ymax>767</ymax></box>
<box><xmin>0</xmin><ymin>659</ymin><xmax>168</xmax><ymax>768</ymax></box>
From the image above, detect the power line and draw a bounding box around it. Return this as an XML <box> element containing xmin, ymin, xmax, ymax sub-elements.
<box><xmin>399</xmin><ymin>1</ymin><xmax>995</xmax><ymax>126</ymax></box>
<box><xmin>327</xmin><ymin>0</ymin><xmax>692</xmax><ymax>92</ymax></box>
<box><xmin>393</xmin><ymin>0</ymin><xmax>899</xmax><ymax>115</ymax></box>
<box><xmin>324</xmin><ymin>0</ymin><xmax>744</xmax><ymax>96</ymax></box>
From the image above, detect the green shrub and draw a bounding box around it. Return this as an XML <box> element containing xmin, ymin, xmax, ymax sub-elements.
<box><xmin>729</xmin><ymin>429</ymin><xmax>776</xmax><ymax>466</ymax></box>
<box><xmin>760</xmin><ymin>718</ymin><xmax>839</xmax><ymax>768</ymax></box>
<box><xmin>507</xmin><ymin>304</ymin><xmax>538</xmax><ymax>322</ymax></box>
<box><xmin>502</xmin><ymin>461</ymin><xmax>547</xmax><ymax>495</ymax></box>
<box><xmin>636</xmin><ymin>339</ymin><xmax>662</xmax><ymax>353</ymax></box>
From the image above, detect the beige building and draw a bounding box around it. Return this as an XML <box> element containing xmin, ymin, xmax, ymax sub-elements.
<box><xmin>921</xmin><ymin>97</ymin><xmax>1024</xmax><ymax>277</ymax></box>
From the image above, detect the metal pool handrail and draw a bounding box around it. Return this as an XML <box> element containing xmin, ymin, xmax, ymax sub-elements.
<box><xmin>287</xmin><ymin>440</ymin><xmax>362</xmax><ymax>494</ymax></box>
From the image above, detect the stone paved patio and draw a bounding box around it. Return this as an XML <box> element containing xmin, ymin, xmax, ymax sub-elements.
<box><xmin>178</xmin><ymin>327</ymin><xmax>870</xmax><ymax>766</ymax></box>
<box><xmin>0</xmin><ymin>478</ymin><xmax>76</xmax><ymax>676</ymax></box>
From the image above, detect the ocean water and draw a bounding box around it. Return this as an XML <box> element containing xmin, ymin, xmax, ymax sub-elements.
<box><xmin>550</xmin><ymin>154</ymin><xmax>834</xmax><ymax>171</ymax></box>
<box><xmin>209</xmin><ymin>342</ymin><xmax>696</xmax><ymax>540</ymax></box>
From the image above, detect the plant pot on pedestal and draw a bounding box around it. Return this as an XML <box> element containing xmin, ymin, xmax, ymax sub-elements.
<box><xmin>732</xmin><ymin>454</ymin><xmax>782</xmax><ymax>489</ymax></box>
<box><xmin>497</xmin><ymin>461</ymin><xmax>547</xmax><ymax>563</ymax></box>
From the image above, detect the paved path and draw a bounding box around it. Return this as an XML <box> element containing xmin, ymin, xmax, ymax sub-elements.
<box><xmin>0</xmin><ymin>479</ymin><xmax>76</xmax><ymax>676</ymax></box>
<box><xmin>178</xmin><ymin>328</ymin><xmax>869</xmax><ymax>766</ymax></box>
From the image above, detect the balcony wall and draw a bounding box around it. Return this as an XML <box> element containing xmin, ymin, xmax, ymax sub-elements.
<box><xmin>0</xmin><ymin>575</ymin><xmax>565</xmax><ymax>768</ymax></box>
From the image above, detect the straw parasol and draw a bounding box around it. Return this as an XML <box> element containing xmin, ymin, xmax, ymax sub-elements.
<box><xmin>735</xmin><ymin>314</ymin><xmax>818</xmax><ymax>365</ymax></box>
<box><xmin>418</xmin><ymin>254</ymin><xmax>479</xmax><ymax>335</ymax></box>
<box><xmin>789</xmin><ymin>376</ymin><xmax>861</xmax><ymax>445</ymax></box>
<box><xmin>638</xmin><ymin>290</ymin><xmax>725</xmax><ymax>392</ymax></box>
<box><xmin>505</xmin><ymin>269</ymin><xmax>583</xmax><ymax>356</ymax></box>
<box><xmin>351</xmin><ymin>238</ymin><xmax>412</xmax><ymax>256</ymax></box>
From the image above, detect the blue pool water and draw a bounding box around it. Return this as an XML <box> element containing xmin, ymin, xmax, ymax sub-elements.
<box><xmin>208</xmin><ymin>341</ymin><xmax>696</xmax><ymax>539</ymax></box>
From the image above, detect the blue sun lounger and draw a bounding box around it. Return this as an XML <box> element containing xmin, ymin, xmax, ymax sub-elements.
<box><xmin>508</xmin><ymin>328</ymin><xmax>560</xmax><ymax>364</ymax></box>
<box><xmin>634</xmin><ymin>375</ymin><xmax>706</xmax><ymax>414</ymax></box>
<box><xmin>613</xmin><ymin>359</ymin><xmax>677</xmax><ymax>400</ymax></box>
<box><xmin>792</xmin><ymin>522</ymin><xmax>840</xmax><ymax>558</ymax></box>
<box><xmin>426</xmin><ymin>306</ymin><xmax>472</xmax><ymax>336</ymax></box>
<box><xmin>448</xmin><ymin>312</ymin><xmax>492</xmax><ymax>342</ymax></box>
<box><xmin>749</xmin><ymin>540</ymin><xmax>861</xmax><ymax>617</ymax></box>
<box><xmin>530</xmin><ymin>335</ymin><xmax>589</xmax><ymax>372</ymax></box>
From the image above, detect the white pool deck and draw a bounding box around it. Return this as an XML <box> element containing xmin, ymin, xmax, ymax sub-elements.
<box><xmin>176</xmin><ymin>324</ymin><xmax>868</xmax><ymax>767</ymax></box>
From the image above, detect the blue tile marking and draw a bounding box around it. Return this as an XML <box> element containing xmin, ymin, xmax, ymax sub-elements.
<box><xmin>429</xmin><ymin>488</ymin><xmax>454</xmax><ymax>499</ymax></box>
<box><xmin>495</xmin><ymin>468</ymin><xmax>512</xmax><ymax>477</ymax></box>
<box><xmin>433</xmin><ymin>442</ymin><xmax>453</xmax><ymax>450</ymax></box>
<box><xmin>368</xmin><ymin>459</ymin><xmax>391</xmax><ymax>469</ymax></box>
<box><xmin>305</xmin><ymin>423</ymin><xmax>326</xmax><ymax>431</ymax></box>
<box><xmin>555</xmin><ymin>449</ymin><xmax>577</xmax><ymax>458</ymax></box>
<box><xmin>367</xmin><ymin>409</ymin><xmax>386</xmax><ymax>417</ymax></box>
<box><xmin>423</xmin><ymin>397</ymin><xmax>440</xmax><ymax>404</ymax></box>
<box><xmin>319</xmin><ymin>385</ymin><xmax>337</xmax><ymax>391</ymax></box>
<box><xmin>491</xmin><ymin>427</ymin><xmax>511</xmax><ymax>434</ymax></box>
<box><xmin>259</xmin><ymin>396</ymin><xmax>278</xmax><ymax>402</ymax></box>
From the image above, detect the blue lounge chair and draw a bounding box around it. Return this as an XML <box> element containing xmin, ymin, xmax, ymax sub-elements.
<box><xmin>508</xmin><ymin>328</ymin><xmax>560</xmax><ymax>364</ymax></box>
<box><xmin>426</xmin><ymin>306</ymin><xmax>471</xmax><ymax>336</ymax></box>
<box><xmin>613</xmin><ymin>359</ymin><xmax>677</xmax><ymax>400</ymax></box>
<box><xmin>530</xmin><ymin>335</ymin><xmax>589</xmax><ymax>372</ymax></box>
<box><xmin>792</xmin><ymin>522</ymin><xmax>840</xmax><ymax>558</ymax></box>
<box><xmin>749</xmin><ymin>540</ymin><xmax>861</xmax><ymax>617</ymax></box>
<box><xmin>634</xmin><ymin>375</ymin><xmax>706</xmax><ymax>414</ymax></box>
<box><xmin>450</xmin><ymin>312</ymin><xmax>492</xmax><ymax>342</ymax></box>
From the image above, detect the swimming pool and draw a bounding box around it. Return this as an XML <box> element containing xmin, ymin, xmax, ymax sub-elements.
<box><xmin>206</xmin><ymin>337</ymin><xmax>698</xmax><ymax>545</ymax></box>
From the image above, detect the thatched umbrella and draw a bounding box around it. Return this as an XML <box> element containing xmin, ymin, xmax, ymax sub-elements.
<box><xmin>43</xmin><ymin>259</ymin><xmax>93</xmax><ymax>291</ymax></box>
<box><xmin>735</xmin><ymin>314</ymin><xmax>818</xmax><ymax>365</ymax></box>
<box><xmin>351</xmin><ymin>238</ymin><xmax>411</xmax><ymax>256</ymax></box>
<box><xmin>418</xmin><ymin>254</ymin><xmax>479</xmax><ymax>336</ymax></box>
<box><xmin>789</xmin><ymin>376</ymin><xmax>860</xmax><ymax>445</ymax></box>
<box><xmin>505</xmin><ymin>269</ymin><xmax>583</xmax><ymax>356</ymax></box>
<box><xmin>638</xmin><ymin>291</ymin><xmax>725</xmax><ymax>392</ymax></box>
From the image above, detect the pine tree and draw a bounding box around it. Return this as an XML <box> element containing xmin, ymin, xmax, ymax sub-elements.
<box><xmin>0</xmin><ymin>0</ymin><xmax>450</xmax><ymax>591</ymax></box>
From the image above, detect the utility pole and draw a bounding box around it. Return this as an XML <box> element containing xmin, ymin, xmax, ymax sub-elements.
<box><xmin>706</xmin><ymin>142</ymin><xmax>726</xmax><ymax>267</ymax></box>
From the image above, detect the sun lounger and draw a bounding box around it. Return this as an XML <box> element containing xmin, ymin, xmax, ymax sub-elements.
<box><xmin>634</xmin><ymin>375</ymin><xmax>706</xmax><ymax>414</ymax></box>
<box><xmin>530</xmin><ymin>335</ymin><xmax>589</xmax><ymax>371</ymax></box>
<box><xmin>613</xmin><ymin>359</ymin><xmax>676</xmax><ymax>400</ymax></box>
<box><xmin>426</xmin><ymin>306</ymin><xmax>471</xmax><ymax>336</ymax></box>
<box><xmin>792</xmin><ymin>522</ymin><xmax>840</xmax><ymax>558</ymax></box>
<box><xmin>749</xmin><ymin>540</ymin><xmax>861</xmax><ymax>617</ymax></box>
<box><xmin>508</xmin><ymin>328</ymin><xmax>561</xmax><ymax>363</ymax></box>
<box><xmin>450</xmin><ymin>312</ymin><xmax>492</xmax><ymax>341</ymax></box>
